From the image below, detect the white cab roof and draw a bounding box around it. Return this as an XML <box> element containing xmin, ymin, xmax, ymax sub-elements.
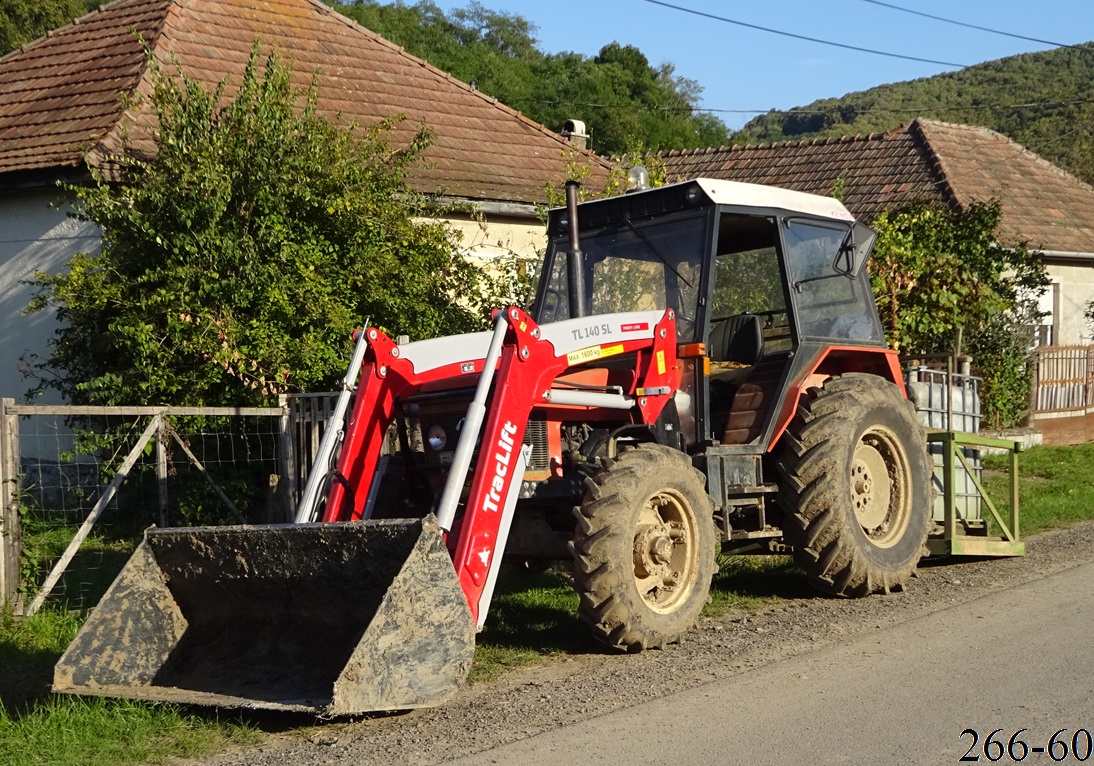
<box><xmin>690</xmin><ymin>178</ymin><xmax>856</xmax><ymax>222</ymax></box>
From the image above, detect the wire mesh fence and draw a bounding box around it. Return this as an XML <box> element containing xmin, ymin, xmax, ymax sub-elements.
<box><xmin>0</xmin><ymin>397</ymin><xmax>335</xmax><ymax>614</ymax></box>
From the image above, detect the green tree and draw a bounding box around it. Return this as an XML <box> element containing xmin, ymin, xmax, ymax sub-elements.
<box><xmin>0</xmin><ymin>0</ymin><xmax>101</xmax><ymax>55</ymax></box>
<box><xmin>325</xmin><ymin>1</ymin><xmax>730</xmax><ymax>155</ymax></box>
<box><xmin>869</xmin><ymin>200</ymin><xmax>1048</xmax><ymax>427</ymax></box>
<box><xmin>27</xmin><ymin>47</ymin><xmax>498</xmax><ymax>407</ymax></box>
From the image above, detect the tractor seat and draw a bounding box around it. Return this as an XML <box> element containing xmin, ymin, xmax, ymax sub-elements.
<box><xmin>709</xmin><ymin>313</ymin><xmax>764</xmax><ymax>366</ymax></box>
<box><xmin>708</xmin><ymin>314</ymin><xmax>786</xmax><ymax>445</ymax></box>
<box><xmin>720</xmin><ymin>358</ymin><xmax>786</xmax><ymax>444</ymax></box>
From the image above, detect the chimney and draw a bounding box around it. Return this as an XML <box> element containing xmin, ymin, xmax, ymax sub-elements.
<box><xmin>561</xmin><ymin>119</ymin><xmax>589</xmax><ymax>150</ymax></box>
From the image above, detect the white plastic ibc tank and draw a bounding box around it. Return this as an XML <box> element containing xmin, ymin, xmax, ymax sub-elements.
<box><xmin>905</xmin><ymin>370</ymin><xmax>983</xmax><ymax>522</ymax></box>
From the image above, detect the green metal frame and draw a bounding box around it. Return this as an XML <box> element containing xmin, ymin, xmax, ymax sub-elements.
<box><xmin>925</xmin><ymin>430</ymin><xmax>1024</xmax><ymax>557</ymax></box>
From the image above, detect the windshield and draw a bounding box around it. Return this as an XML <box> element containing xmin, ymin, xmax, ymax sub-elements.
<box><xmin>536</xmin><ymin>212</ymin><xmax>707</xmax><ymax>342</ymax></box>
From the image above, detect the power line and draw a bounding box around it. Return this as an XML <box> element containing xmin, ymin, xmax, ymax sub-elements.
<box><xmin>641</xmin><ymin>0</ymin><xmax>969</xmax><ymax>68</ymax></box>
<box><xmin>509</xmin><ymin>96</ymin><xmax>1091</xmax><ymax>118</ymax></box>
<box><xmin>716</xmin><ymin>99</ymin><xmax>1090</xmax><ymax>118</ymax></box>
<box><xmin>858</xmin><ymin>0</ymin><xmax>1094</xmax><ymax>55</ymax></box>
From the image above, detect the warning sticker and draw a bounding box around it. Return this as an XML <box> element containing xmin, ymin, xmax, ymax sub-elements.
<box><xmin>656</xmin><ymin>350</ymin><xmax>666</xmax><ymax>375</ymax></box>
<box><xmin>567</xmin><ymin>343</ymin><xmax>624</xmax><ymax>366</ymax></box>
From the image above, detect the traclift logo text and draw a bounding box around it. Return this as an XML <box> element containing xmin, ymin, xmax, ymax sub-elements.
<box><xmin>481</xmin><ymin>421</ymin><xmax>518</xmax><ymax>513</ymax></box>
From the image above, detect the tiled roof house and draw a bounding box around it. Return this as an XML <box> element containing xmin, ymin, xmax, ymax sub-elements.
<box><xmin>663</xmin><ymin>119</ymin><xmax>1094</xmax><ymax>345</ymax></box>
<box><xmin>0</xmin><ymin>0</ymin><xmax>609</xmax><ymax>402</ymax></box>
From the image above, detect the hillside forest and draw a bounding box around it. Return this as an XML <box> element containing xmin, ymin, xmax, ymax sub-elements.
<box><xmin>736</xmin><ymin>43</ymin><xmax>1094</xmax><ymax>185</ymax></box>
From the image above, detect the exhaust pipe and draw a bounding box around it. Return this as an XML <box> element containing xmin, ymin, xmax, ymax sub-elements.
<box><xmin>565</xmin><ymin>179</ymin><xmax>587</xmax><ymax>319</ymax></box>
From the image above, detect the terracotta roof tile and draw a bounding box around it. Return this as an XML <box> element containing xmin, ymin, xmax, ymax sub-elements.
<box><xmin>0</xmin><ymin>0</ymin><xmax>608</xmax><ymax>204</ymax></box>
<box><xmin>912</xmin><ymin>120</ymin><xmax>1094</xmax><ymax>254</ymax></box>
<box><xmin>662</xmin><ymin>119</ymin><xmax>1094</xmax><ymax>255</ymax></box>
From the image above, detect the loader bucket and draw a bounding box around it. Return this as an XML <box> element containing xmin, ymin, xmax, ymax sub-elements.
<box><xmin>53</xmin><ymin>516</ymin><xmax>475</xmax><ymax>716</ymax></box>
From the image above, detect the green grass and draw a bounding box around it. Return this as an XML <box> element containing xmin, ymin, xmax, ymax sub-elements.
<box><xmin>984</xmin><ymin>442</ymin><xmax>1094</xmax><ymax>536</ymax></box>
<box><xmin>0</xmin><ymin>607</ymin><xmax>260</xmax><ymax>766</ymax></box>
<box><xmin>0</xmin><ymin>694</ymin><xmax>256</xmax><ymax>766</ymax></box>
<box><xmin>2</xmin><ymin>526</ymin><xmax>261</xmax><ymax>766</ymax></box>
<box><xmin>706</xmin><ymin>554</ymin><xmax>808</xmax><ymax>615</ymax></box>
<box><xmin>470</xmin><ymin>566</ymin><xmax>585</xmax><ymax>682</ymax></box>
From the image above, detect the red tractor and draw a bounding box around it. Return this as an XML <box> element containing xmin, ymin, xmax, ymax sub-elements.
<box><xmin>56</xmin><ymin>177</ymin><xmax>931</xmax><ymax>716</ymax></box>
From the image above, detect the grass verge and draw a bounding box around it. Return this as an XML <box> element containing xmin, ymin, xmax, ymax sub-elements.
<box><xmin>0</xmin><ymin>607</ymin><xmax>260</xmax><ymax>766</ymax></box>
<box><xmin>984</xmin><ymin>441</ymin><xmax>1094</xmax><ymax>536</ymax></box>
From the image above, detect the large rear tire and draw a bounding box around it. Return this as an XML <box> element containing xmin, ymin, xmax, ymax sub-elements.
<box><xmin>571</xmin><ymin>444</ymin><xmax>716</xmax><ymax>651</ymax></box>
<box><xmin>776</xmin><ymin>374</ymin><xmax>931</xmax><ymax>597</ymax></box>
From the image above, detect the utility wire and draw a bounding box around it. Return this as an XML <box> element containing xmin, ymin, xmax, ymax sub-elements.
<box><xmin>509</xmin><ymin>97</ymin><xmax>1091</xmax><ymax>118</ymax></box>
<box><xmin>642</xmin><ymin>0</ymin><xmax>969</xmax><ymax>68</ymax></box>
<box><xmin>858</xmin><ymin>0</ymin><xmax>1094</xmax><ymax>55</ymax></box>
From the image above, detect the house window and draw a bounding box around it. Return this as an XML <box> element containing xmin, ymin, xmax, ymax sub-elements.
<box><xmin>1033</xmin><ymin>281</ymin><xmax>1058</xmax><ymax>347</ymax></box>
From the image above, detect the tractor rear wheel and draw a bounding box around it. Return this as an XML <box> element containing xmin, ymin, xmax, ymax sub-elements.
<box><xmin>776</xmin><ymin>374</ymin><xmax>931</xmax><ymax>597</ymax></box>
<box><xmin>571</xmin><ymin>444</ymin><xmax>716</xmax><ymax>651</ymax></box>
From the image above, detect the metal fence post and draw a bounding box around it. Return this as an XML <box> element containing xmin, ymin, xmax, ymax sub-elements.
<box><xmin>278</xmin><ymin>394</ymin><xmax>294</xmax><ymax>522</ymax></box>
<box><xmin>1</xmin><ymin>398</ymin><xmax>22</xmax><ymax>612</ymax></box>
<box><xmin>156</xmin><ymin>413</ymin><xmax>169</xmax><ymax>527</ymax></box>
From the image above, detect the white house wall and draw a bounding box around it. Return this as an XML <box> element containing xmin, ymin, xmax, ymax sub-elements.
<box><xmin>1045</xmin><ymin>261</ymin><xmax>1094</xmax><ymax>345</ymax></box>
<box><xmin>0</xmin><ymin>189</ymin><xmax>99</xmax><ymax>404</ymax></box>
<box><xmin>441</xmin><ymin>213</ymin><xmax>546</xmax><ymax>263</ymax></box>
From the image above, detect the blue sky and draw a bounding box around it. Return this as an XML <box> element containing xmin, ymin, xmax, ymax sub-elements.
<box><xmin>428</xmin><ymin>0</ymin><xmax>1094</xmax><ymax>131</ymax></box>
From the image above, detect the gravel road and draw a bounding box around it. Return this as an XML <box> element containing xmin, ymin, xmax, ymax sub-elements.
<box><xmin>189</xmin><ymin>520</ymin><xmax>1094</xmax><ymax>766</ymax></box>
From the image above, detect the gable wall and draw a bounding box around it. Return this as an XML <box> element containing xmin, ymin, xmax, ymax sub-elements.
<box><xmin>0</xmin><ymin>189</ymin><xmax>99</xmax><ymax>404</ymax></box>
<box><xmin>1043</xmin><ymin>260</ymin><xmax>1094</xmax><ymax>345</ymax></box>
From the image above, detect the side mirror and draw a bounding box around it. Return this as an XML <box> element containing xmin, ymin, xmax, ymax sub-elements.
<box><xmin>836</xmin><ymin>222</ymin><xmax>877</xmax><ymax>277</ymax></box>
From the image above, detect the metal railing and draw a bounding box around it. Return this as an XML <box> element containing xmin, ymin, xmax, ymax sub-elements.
<box><xmin>1032</xmin><ymin>345</ymin><xmax>1094</xmax><ymax>414</ymax></box>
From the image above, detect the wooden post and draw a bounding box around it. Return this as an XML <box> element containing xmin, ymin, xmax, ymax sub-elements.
<box><xmin>1</xmin><ymin>398</ymin><xmax>21</xmax><ymax>612</ymax></box>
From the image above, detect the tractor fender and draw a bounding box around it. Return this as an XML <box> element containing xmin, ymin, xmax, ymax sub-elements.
<box><xmin>766</xmin><ymin>346</ymin><xmax>905</xmax><ymax>452</ymax></box>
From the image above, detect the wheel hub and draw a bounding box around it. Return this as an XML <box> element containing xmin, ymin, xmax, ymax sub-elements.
<box><xmin>852</xmin><ymin>442</ymin><xmax>891</xmax><ymax>531</ymax></box>
<box><xmin>633</xmin><ymin>522</ymin><xmax>680</xmax><ymax>584</ymax></box>
<box><xmin>632</xmin><ymin>491</ymin><xmax>697</xmax><ymax>611</ymax></box>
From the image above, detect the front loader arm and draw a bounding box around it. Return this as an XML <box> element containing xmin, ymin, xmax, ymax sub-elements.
<box><xmin>322</xmin><ymin>328</ymin><xmax>494</xmax><ymax>522</ymax></box>
<box><xmin>448</xmin><ymin>307</ymin><xmax>681</xmax><ymax>628</ymax></box>
<box><xmin>323</xmin><ymin>306</ymin><xmax>681</xmax><ymax>629</ymax></box>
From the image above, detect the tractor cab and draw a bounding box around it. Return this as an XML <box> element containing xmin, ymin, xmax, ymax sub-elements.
<box><xmin>534</xmin><ymin>178</ymin><xmax>888</xmax><ymax>452</ymax></box>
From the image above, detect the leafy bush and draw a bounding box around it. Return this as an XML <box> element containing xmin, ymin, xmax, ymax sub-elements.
<box><xmin>28</xmin><ymin>45</ymin><xmax>501</xmax><ymax>407</ymax></box>
<box><xmin>869</xmin><ymin>200</ymin><xmax>1048</xmax><ymax>428</ymax></box>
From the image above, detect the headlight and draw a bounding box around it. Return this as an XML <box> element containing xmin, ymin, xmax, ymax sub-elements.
<box><xmin>426</xmin><ymin>424</ymin><xmax>447</xmax><ymax>451</ymax></box>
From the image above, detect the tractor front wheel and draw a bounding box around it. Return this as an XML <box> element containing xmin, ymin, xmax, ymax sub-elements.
<box><xmin>571</xmin><ymin>444</ymin><xmax>716</xmax><ymax>651</ymax></box>
<box><xmin>776</xmin><ymin>374</ymin><xmax>931</xmax><ymax>597</ymax></box>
